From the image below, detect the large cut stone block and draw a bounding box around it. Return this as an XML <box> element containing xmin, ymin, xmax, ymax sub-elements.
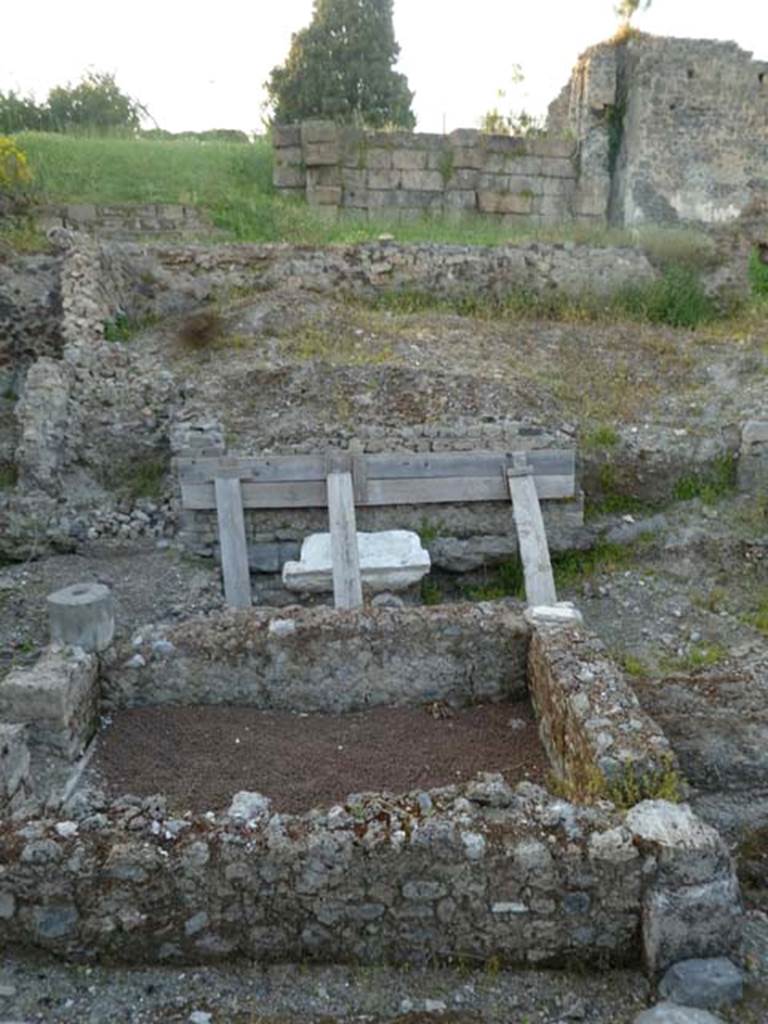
<box><xmin>643</xmin><ymin>876</ymin><xmax>741</xmax><ymax>974</ymax></box>
<box><xmin>47</xmin><ymin>582</ymin><xmax>114</xmax><ymax>653</ymax></box>
<box><xmin>0</xmin><ymin>646</ymin><xmax>99</xmax><ymax>760</ymax></box>
<box><xmin>283</xmin><ymin>530</ymin><xmax>430</xmax><ymax>593</ymax></box>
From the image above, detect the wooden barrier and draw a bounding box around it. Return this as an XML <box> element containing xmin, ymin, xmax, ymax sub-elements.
<box><xmin>177</xmin><ymin>449</ymin><xmax>576</xmax><ymax>611</ymax></box>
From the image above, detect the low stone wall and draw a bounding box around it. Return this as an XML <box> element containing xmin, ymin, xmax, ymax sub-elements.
<box><xmin>0</xmin><ymin>784</ymin><xmax>739</xmax><ymax>972</ymax></box>
<box><xmin>273</xmin><ymin>122</ymin><xmax>590</xmax><ymax>226</ymax></box>
<box><xmin>101</xmin><ymin>604</ymin><xmax>530</xmax><ymax>711</ymax></box>
<box><xmin>38</xmin><ymin>203</ymin><xmax>214</xmax><ymax>241</ymax></box>
<box><xmin>0</xmin><ymin>646</ymin><xmax>98</xmax><ymax>761</ymax></box>
<box><xmin>144</xmin><ymin>238</ymin><xmax>658</xmax><ymax>303</ymax></box>
<box><xmin>528</xmin><ymin>622</ymin><xmax>678</xmax><ymax>800</ymax></box>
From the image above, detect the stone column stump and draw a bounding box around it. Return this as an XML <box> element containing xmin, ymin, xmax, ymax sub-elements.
<box><xmin>47</xmin><ymin>582</ymin><xmax>114</xmax><ymax>653</ymax></box>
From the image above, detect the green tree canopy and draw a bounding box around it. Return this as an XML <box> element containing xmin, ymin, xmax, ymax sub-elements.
<box><xmin>47</xmin><ymin>71</ymin><xmax>146</xmax><ymax>134</ymax></box>
<box><xmin>266</xmin><ymin>0</ymin><xmax>415</xmax><ymax>129</ymax></box>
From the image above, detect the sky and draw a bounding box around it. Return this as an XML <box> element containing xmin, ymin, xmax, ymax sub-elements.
<box><xmin>3</xmin><ymin>1</ymin><xmax>766</xmax><ymax>135</ymax></box>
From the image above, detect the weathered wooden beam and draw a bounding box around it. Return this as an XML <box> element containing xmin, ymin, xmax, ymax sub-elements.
<box><xmin>181</xmin><ymin>471</ymin><xmax>574</xmax><ymax>511</ymax></box>
<box><xmin>214</xmin><ymin>476</ymin><xmax>251</xmax><ymax>609</ymax></box>
<box><xmin>506</xmin><ymin>463</ymin><xmax>557</xmax><ymax>608</ymax></box>
<box><xmin>326</xmin><ymin>471</ymin><xmax>363</xmax><ymax>610</ymax></box>
<box><xmin>177</xmin><ymin>449</ymin><xmax>576</xmax><ymax>487</ymax></box>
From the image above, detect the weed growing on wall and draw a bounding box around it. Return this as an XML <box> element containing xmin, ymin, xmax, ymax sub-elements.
<box><xmin>749</xmin><ymin>246</ymin><xmax>768</xmax><ymax>298</ymax></box>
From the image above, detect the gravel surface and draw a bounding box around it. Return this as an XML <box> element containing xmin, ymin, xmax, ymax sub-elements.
<box><xmin>88</xmin><ymin>700</ymin><xmax>547</xmax><ymax>814</ymax></box>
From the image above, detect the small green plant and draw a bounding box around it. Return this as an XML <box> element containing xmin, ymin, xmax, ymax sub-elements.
<box><xmin>551</xmin><ymin>540</ymin><xmax>630</xmax><ymax>590</ymax></box>
<box><xmin>617</xmin><ymin>651</ymin><xmax>649</xmax><ymax>677</ymax></box>
<box><xmin>421</xmin><ymin>577</ymin><xmax>443</xmax><ymax>606</ymax></box>
<box><xmin>437</xmin><ymin>147</ymin><xmax>454</xmax><ymax>186</ymax></box>
<box><xmin>582</xmin><ymin>424</ymin><xmax>620</xmax><ymax>450</ymax></box>
<box><xmin>615</xmin><ymin>266</ymin><xmax>717</xmax><ymax>328</ymax></box>
<box><xmin>749</xmin><ymin>246</ymin><xmax>768</xmax><ymax>298</ymax></box>
<box><xmin>742</xmin><ymin>589</ymin><xmax>768</xmax><ymax>636</ymax></box>
<box><xmin>550</xmin><ymin>753</ymin><xmax>683</xmax><ymax>808</ymax></box>
<box><xmin>606</xmin><ymin>755</ymin><xmax>683</xmax><ymax>810</ymax></box>
<box><xmin>661</xmin><ymin>642</ymin><xmax>727</xmax><ymax>673</ymax></box>
<box><xmin>0</xmin><ymin>463</ymin><xmax>18</xmax><ymax>489</ymax></box>
<box><xmin>673</xmin><ymin>455</ymin><xmax>737</xmax><ymax>504</ymax></box>
<box><xmin>417</xmin><ymin>518</ymin><xmax>441</xmax><ymax>544</ymax></box>
<box><xmin>462</xmin><ymin>560</ymin><xmax>525</xmax><ymax>602</ymax></box>
<box><xmin>103</xmin><ymin>310</ymin><xmax>134</xmax><ymax>342</ymax></box>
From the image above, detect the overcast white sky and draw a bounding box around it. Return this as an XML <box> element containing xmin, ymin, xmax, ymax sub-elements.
<box><xmin>3</xmin><ymin>1</ymin><xmax>766</xmax><ymax>134</ymax></box>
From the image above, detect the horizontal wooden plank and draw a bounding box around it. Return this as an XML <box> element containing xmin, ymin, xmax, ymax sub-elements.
<box><xmin>177</xmin><ymin>449</ymin><xmax>575</xmax><ymax>485</ymax></box>
<box><xmin>181</xmin><ymin>471</ymin><xmax>574</xmax><ymax>511</ymax></box>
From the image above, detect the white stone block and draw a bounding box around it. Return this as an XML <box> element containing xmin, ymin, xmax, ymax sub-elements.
<box><xmin>525</xmin><ymin>601</ymin><xmax>583</xmax><ymax>626</ymax></box>
<box><xmin>283</xmin><ymin>530</ymin><xmax>430</xmax><ymax>593</ymax></box>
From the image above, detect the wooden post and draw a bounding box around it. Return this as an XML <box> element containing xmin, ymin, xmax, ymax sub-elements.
<box><xmin>214</xmin><ymin>475</ymin><xmax>252</xmax><ymax>609</ymax></box>
<box><xmin>326</xmin><ymin>470</ymin><xmax>363</xmax><ymax>609</ymax></box>
<box><xmin>506</xmin><ymin>456</ymin><xmax>557</xmax><ymax>608</ymax></box>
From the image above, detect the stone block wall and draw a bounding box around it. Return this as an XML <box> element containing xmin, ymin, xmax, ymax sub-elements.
<box><xmin>101</xmin><ymin>604</ymin><xmax>530</xmax><ymax>711</ymax></box>
<box><xmin>38</xmin><ymin>203</ymin><xmax>214</xmax><ymax>241</ymax></box>
<box><xmin>273</xmin><ymin>122</ymin><xmax>584</xmax><ymax>225</ymax></box>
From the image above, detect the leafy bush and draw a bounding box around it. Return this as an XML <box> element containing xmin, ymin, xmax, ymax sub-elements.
<box><xmin>0</xmin><ymin>136</ymin><xmax>33</xmax><ymax>203</ymax></box>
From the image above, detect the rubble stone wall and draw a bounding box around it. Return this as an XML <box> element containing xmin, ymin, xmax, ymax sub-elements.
<box><xmin>0</xmin><ymin>786</ymin><xmax>740</xmax><ymax>972</ymax></box>
<box><xmin>101</xmin><ymin>604</ymin><xmax>531</xmax><ymax>711</ymax></box>
<box><xmin>528</xmin><ymin>623</ymin><xmax>679</xmax><ymax>799</ymax></box>
<box><xmin>548</xmin><ymin>35</ymin><xmax>767</xmax><ymax>228</ymax></box>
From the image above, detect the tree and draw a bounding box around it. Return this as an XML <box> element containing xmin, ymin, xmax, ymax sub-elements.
<box><xmin>265</xmin><ymin>0</ymin><xmax>415</xmax><ymax>129</ymax></box>
<box><xmin>46</xmin><ymin>71</ymin><xmax>147</xmax><ymax>134</ymax></box>
<box><xmin>0</xmin><ymin>91</ymin><xmax>48</xmax><ymax>134</ymax></box>
<box><xmin>615</xmin><ymin>0</ymin><xmax>651</xmax><ymax>25</ymax></box>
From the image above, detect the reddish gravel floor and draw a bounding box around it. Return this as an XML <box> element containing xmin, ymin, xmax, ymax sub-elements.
<box><xmin>92</xmin><ymin>700</ymin><xmax>549</xmax><ymax>813</ymax></box>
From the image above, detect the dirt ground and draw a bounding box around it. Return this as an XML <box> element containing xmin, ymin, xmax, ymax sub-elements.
<box><xmin>89</xmin><ymin>700</ymin><xmax>547</xmax><ymax>814</ymax></box>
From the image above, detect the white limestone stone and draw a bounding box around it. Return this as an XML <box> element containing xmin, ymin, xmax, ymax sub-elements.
<box><xmin>282</xmin><ymin>530</ymin><xmax>430</xmax><ymax>593</ymax></box>
<box><xmin>525</xmin><ymin>601</ymin><xmax>583</xmax><ymax>626</ymax></box>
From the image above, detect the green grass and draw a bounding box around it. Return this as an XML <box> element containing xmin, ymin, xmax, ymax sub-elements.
<box><xmin>12</xmin><ymin>132</ymin><xmax>729</xmax><ymax>271</ymax></box>
<box><xmin>360</xmin><ymin>265</ymin><xmax>723</xmax><ymax>328</ymax></box>
<box><xmin>582</xmin><ymin>424</ymin><xmax>620</xmax><ymax>451</ymax></box>
<box><xmin>15</xmin><ymin>131</ymin><xmax>273</xmax><ymax>206</ymax></box>
<box><xmin>461</xmin><ymin>560</ymin><xmax>525</xmax><ymax>602</ymax></box>
<box><xmin>673</xmin><ymin>454</ymin><xmax>737</xmax><ymax>504</ymax></box>
<box><xmin>742</xmin><ymin>589</ymin><xmax>768</xmax><ymax>635</ymax></box>
<box><xmin>552</xmin><ymin>541</ymin><xmax>632</xmax><ymax>590</ymax></box>
<box><xmin>749</xmin><ymin>246</ymin><xmax>768</xmax><ymax>297</ymax></box>
<box><xmin>660</xmin><ymin>642</ymin><xmax>727</xmax><ymax>673</ymax></box>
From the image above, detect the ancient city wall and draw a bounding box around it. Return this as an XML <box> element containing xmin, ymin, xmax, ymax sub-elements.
<box><xmin>272</xmin><ymin>122</ymin><xmax>597</xmax><ymax>224</ymax></box>
<box><xmin>276</xmin><ymin>35</ymin><xmax>768</xmax><ymax>231</ymax></box>
<box><xmin>547</xmin><ymin>34</ymin><xmax>768</xmax><ymax>228</ymax></box>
